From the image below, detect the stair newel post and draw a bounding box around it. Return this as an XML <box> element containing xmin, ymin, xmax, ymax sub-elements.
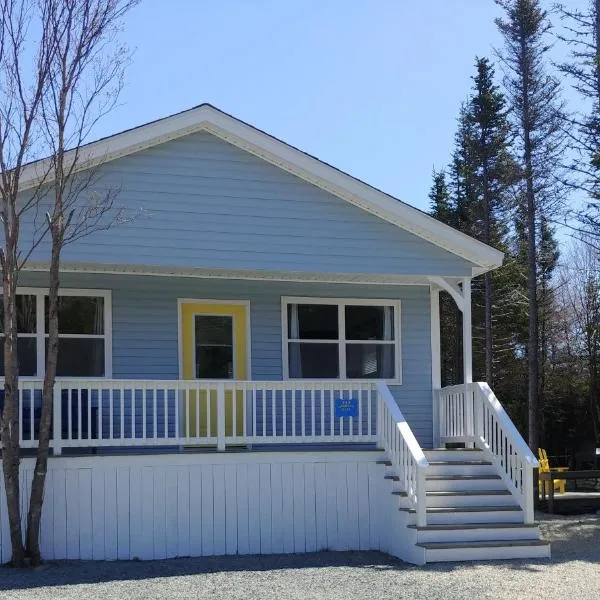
<box><xmin>217</xmin><ymin>382</ymin><xmax>226</xmax><ymax>452</ymax></box>
<box><xmin>523</xmin><ymin>464</ymin><xmax>535</xmax><ymax>524</ymax></box>
<box><xmin>52</xmin><ymin>383</ymin><xmax>62</xmax><ymax>456</ymax></box>
<box><xmin>416</xmin><ymin>466</ymin><xmax>427</xmax><ymax>527</ymax></box>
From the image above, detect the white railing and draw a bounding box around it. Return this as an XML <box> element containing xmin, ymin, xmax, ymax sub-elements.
<box><xmin>376</xmin><ymin>382</ymin><xmax>428</xmax><ymax>526</ymax></box>
<box><xmin>437</xmin><ymin>382</ymin><xmax>538</xmax><ymax>523</ymax></box>
<box><xmin>2</xmin><ymin>379</ymin><xmax>379</xmax><ymax>453</ymax></box>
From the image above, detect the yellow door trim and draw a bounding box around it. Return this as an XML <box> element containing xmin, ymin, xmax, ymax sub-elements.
<box><xmin>178</xmin><ymin>299</ymin><xmax>250</xmax><ymax>380</ymax></box>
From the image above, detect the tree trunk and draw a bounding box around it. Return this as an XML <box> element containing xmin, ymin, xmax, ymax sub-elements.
<box><xmin>0</xmin><ymin>259</ymin><xmax>26</xmax><ymax>567</ymax></box>
<box><xmin>25</xmin><ymin>230</ymin><xmax>62</xmax><ymax>565</ymax></box>
<box><xmin>525</xmin><ymin>145</ymin><xmax>539</xmax><ymax>452</ymax></box>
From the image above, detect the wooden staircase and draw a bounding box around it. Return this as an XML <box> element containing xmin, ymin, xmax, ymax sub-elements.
<box><xmin>378</xmin><ymin>448</ymin><xmax>550</xmax><ymax>563</ymax></box>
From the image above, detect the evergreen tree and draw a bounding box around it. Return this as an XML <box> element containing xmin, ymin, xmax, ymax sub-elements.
<box><xmin>495</xmin><ymin>0</ymin><xmax>565</xmax><ymax>450</ymax></box>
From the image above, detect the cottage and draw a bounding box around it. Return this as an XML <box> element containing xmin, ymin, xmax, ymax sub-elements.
<box><xmin>0</xmin><ymin>104</ymin><xmax>548</xmax><ymax>564</ymax></box>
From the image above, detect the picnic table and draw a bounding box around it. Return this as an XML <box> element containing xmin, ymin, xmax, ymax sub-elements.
<box><xmin>540</xmin><ymin>470</ymin><xmax>600</xmax><ymax>514</ymax></box>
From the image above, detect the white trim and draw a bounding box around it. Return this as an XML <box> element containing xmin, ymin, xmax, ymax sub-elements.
<box><xmin>18</xmin><ymin>104</ymin><xmax>503</xmax><ymax>272</ymax></box>
<box><xmin>462</xmin><ymin>278</ymin><xmax>472</xmax><ymax>385</ymax></box>
<box><xmin>23</xmin><ymin>261</ymin><xmax>471</xmax><ymax>285</ymax></box>
<box><xmin>281</xmin><ymin>296</ymin><xmax>402</xmax><ymax>384</ymax></box>
<box><xmin>0</xmin><ymin>287</ymin><xmax>112</xmax><ymax>378</ymax></box>
<box><xmin>176</xmin><ymin>299</ymin><xmax>252</xmax><ymax>381</ymax></box>
<box><xmin>428</xmin><ymin>276</ymin><xmax>465</xmax><ymax>312</ymax></box>
<box><xmin>430</xmin><ymin>286</ymin><xmax>441</xmax><ymax>448</ymax></box>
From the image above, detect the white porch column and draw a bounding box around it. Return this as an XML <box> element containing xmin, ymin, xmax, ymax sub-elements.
<box><xmin>462</xmin><ymin>277</ymin><xmax>473</xmax><ymax>384</ymax></box>
<box><xmin>430</xmin><ymin>286</ymin><xmax>441</xmax><ymax>448</ymax></box>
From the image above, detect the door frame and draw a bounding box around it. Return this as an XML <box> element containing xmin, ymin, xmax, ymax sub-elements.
<box><xmin>177</xmin><ymin>298</ymin><xmax>251</xmax><ymax>380</ymax></box>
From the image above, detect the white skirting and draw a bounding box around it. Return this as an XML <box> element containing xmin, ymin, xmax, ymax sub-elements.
<box><xmin>1</xmin><ymin>451</ymin><xmax>398</xmax><ymax>562</ymax></box>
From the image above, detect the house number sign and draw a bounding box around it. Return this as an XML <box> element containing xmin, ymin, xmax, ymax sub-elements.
<box><xmin>334</xmin><ymin>397</ymin><xmax>358</xmax><ymax>418</ymax></box>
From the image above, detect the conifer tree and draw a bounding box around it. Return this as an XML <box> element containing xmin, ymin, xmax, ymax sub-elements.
<box><xmin>495</xmin><ymin>0</ymin><xmax>565</xmax><ymax>450</ymax></box>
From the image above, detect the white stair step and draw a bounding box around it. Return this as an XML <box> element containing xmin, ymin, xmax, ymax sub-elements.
<box><xmin>426</xmin><ymin>461</ymin><xmax>496</xmax><ymax>477</ymax></box>
<box><xmin>424</xmin><ymin>449</ymin><xmax>485</xmax><ymax>462</ymax></box>
<box><xmin>409</xmin><ymin>522</ymin><xmax>540</xmax><ymax>543</ymax></box>
<box><xmin>426</xmin><ymin>490</ymin><xmax>515</xmax><ymax>508</ymax></box>
<box><xmin>426</xmin><ymin>474</ymin><xmax>505</xmax><ymax>492</ymax></box>
<box><xmin>401</xmin><ymin>505</ymin><xmax>524</xmax><ymax>525</ymax></box>
<box><xmin>419</xmin><ymin>539</ymin><xmax>550</xmax><ymax>563</ymax></box>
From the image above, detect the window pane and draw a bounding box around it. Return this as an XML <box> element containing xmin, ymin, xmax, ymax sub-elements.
<box><xmin>287</xmin><ymin>304</ymin><xmax>338</xmax><ymax>340</ymax></box>
<box><xmin>195</xmin><ymin>315</ymin><xmax>233</xmax><ymax>346</ymax></box>
<box><xmin>345</xmin><ymin>305</ymin><xmax>394</xmax><ymax>341</ymax></box>
<box><xmin>346</xmin><ymin>344</ymin><xmax>395</xmax><ymax>379</ymax></box>
<box><xmin>196</xmin><ymin>346</ymin><xmax>233</xmax><ymax>379</ymax></box>
<box><xmin>0</xmin><ymin>295</ymin><xmax>37</xmax><ymax>334</ymax></box>
<box><xmin>0</xmin><ymin>338</ymin><xmax>37</xmax><ymax>376</ymax></box>
<box><xmin>288</xmin><ymin>342</ymin><xmax>339</xmax><ymax>378</ymax></box>
<box><xmin>47</xmin><ymin>338</ymin><xmax>105</xmax><ymax>376</ymax></box>
<box><xmin>46</xmin><ymin>296</ymin><xmax>104</xmax><ymax>335</ymax></box>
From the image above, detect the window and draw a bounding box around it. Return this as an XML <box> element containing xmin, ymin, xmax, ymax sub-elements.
<box><xmin>0</xmin><ymin>289</ymin><xmax>111</xmax><ymax>377</ymax></box>
<box><xmin>283</xmin><ymin>298</ymin><xmax>401</xmax><ymax>381</ymax></box>
<box><xmin>0</xmin><ymin>295</ymin><xmax>38</xmax><ymax>376</ymax></box>
<box><xmin>194</xmin><ymin>314</ymin><xmax>234</xmax><ymax>379</ymax></box>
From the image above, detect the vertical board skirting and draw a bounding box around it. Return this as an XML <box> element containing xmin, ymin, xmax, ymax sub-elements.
<box><xmin>0</xmin><ymin>453</ymin><xmax>387</xmax><ymax>561</ymax></box>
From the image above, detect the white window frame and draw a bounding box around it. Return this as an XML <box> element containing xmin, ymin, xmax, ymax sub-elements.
<box><xmin>0</xmin><ymin>287</ymin><xmax>113</xmax><ymax>379</ymax></box>
<box><xmin>281</xmin><ymin>297</ymin><xmax>402</xmax><ymax>383</ymax></box>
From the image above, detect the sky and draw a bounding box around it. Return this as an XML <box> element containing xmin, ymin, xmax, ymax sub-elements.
<box><xmin>98</xmin><ymin>0</ymin><xmax>587</xmax><ymax>215</ymax></box>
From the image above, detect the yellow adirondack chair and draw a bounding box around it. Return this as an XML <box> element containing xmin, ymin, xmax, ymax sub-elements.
<box><xmin>538</xmin><ymin>448</ymin><xmax>568</xmax><ymax>495</ymax></box>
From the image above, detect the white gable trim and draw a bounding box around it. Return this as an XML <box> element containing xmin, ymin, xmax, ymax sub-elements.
<box><xmin>18</xmin><ymin>104</ymin><xmax>503</xmax><ymax>272</ymax></box>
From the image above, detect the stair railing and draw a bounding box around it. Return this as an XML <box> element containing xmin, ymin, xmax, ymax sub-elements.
<box><xmin>438</xmin><ymin>382</ymin><xmax>538</xmax><ymax>523</ymax></box>
<box><xmin>377</xmin><ymin>382</ymin><xmax>429</xmax><ymax>526</ymax></box>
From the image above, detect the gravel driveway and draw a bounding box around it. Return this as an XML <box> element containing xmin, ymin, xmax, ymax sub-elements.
<box><xmin>1</xmin><ymin>513</ymin><xmax>599</xmax><ymax>600</ymax></box>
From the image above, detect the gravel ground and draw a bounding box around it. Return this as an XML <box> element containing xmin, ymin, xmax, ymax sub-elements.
<box><xmin>0</xmin><ymin>513</ymin><xmax>599</xmax><ymax>600</ymax></box>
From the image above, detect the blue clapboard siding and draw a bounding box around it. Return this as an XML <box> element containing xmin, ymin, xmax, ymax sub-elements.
<box><xmin>18</xmin><ymin>272</ymin><xmax>434</xmax><ymax>446</ymax></box>
<box><xmin>20</xmin><ymin>131</ymin><xmax>474</xmax><ymax>277</ymax></box>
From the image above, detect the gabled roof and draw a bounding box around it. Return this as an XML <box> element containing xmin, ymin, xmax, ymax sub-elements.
<box><xmin>19</xmin><ymin>103</ymin><xmax>503</xmax><ymax>274</ymax></box>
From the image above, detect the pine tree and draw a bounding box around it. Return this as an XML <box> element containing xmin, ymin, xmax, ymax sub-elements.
<box><xmin>495</xmin><ymin>0</ymin><xmax>565</xmax><ymax>450</ymax></box>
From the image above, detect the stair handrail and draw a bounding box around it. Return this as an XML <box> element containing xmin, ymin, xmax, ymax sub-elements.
<box><xmin>472</xmin><ymin>382</ymin><xmax>538</xmax><ymax>523</ymax></box>
<box><xmin>376</xmin><ymin>382</ymin><xmax>429</xmax><ymax>526</ymax></box>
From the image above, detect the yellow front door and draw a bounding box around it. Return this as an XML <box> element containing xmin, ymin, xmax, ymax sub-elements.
<box><xmin>179</xmin><ymin>301</ymin><xmax>249</xmax><ymax>439</ymax></box>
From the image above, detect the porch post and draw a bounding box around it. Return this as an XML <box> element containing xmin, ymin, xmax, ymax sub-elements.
<box><xmin>430</xmin><ymin>286</ymin><xmax>441</xmax><ymax>448</ymax></box>
<box><xmin>462</xmin><ymin>278</ymin><xmax>473</xmax><ymax>385</ymax></box>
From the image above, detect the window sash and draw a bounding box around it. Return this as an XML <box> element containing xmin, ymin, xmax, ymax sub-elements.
<box><xmin>0</xmin><ymin>288</ymin><xmax>111</xmax><ymax>378</ymax></box>
<box><xmin>283</xmin><ymin>298</ymin><xmax>401</xmax><ymax>382</ymax></box>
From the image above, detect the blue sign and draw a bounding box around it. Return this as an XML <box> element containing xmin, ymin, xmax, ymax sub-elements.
<box><xmin>335</xmin><ymin>397</ymin><xmax>358</xmax><ymax>418</ymax></box>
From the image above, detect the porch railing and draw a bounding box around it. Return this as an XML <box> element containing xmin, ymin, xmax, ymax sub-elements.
<box><xmin>437</xmin><ymin>382</ymin><xmax>538</xmax><ymax>523</ymax></box>
<box><xmin>2</xmin><ymin>379</ymin><xmax>383</xmax><ymax>453</ymax></box>
<box><xmin>376</xmin><ymin>382</ymin><xmax>428</xmax><ymax>526</ymax></box>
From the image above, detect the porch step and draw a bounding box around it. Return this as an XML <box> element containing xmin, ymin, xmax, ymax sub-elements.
<box><xmin>418</xmin><ymin>539</ymin><xmax>551</xmax><ymax>563</ymax></box>
<box><xmin>424</xmin><ymin>449</ymin><xmax>485</xmax><ymax>462</ymax></box>
<box><xmin>408</xmin><ymin>522</ymin><xmax>540</xmax><ymax>543</ymax></box>
<box><xmin>425</xmin><ymin>474</ymin><xmax>505</xmax><ymax>492</ymax></box>
<box><xmin>400</xmin><ymin>505</ymin><xmax>524</xmax><ymax>525</ymax></box>
<box><xmin>425</xmin><ymin>490</ymin><xmax>514</xmax><ymax>507</ymax></box>
<box><xmin>426</xmin><ymin>461</ymin><xmax>496</xmax><ymax>477</ymax></box>
<box><xmin>428</xmin><ymin>460</ymin><xmax>492</xmax><ymax>466</ymax></box>
<box><xmin>400</xmin><ymin>505</ymin><xmax>521</xmax><ymax>513</ymax></box>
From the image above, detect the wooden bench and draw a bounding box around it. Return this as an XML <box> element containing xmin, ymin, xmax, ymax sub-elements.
<box><xmin>540</xmin><ymin>470</ymin><xmax>600</xmax><ymax>513</ymax></box>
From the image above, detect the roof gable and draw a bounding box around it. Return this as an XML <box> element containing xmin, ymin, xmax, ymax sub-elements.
<box><xmin>19</xmin><ymin>103</ymin><xmax>503</xmax><ymax>274</ymax></box>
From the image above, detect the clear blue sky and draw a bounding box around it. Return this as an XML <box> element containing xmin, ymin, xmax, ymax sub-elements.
<box><xmin>99</xmin><ymin>0</ymin><xmax>584</xmax><ymax>214</ymax></box>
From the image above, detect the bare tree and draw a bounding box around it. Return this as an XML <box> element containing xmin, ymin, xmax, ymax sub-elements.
<box><xmin>0</xmin><ymin>0</ymin><xmax>137</xmax><ymax>566</ymax></box>
<box><xmin>558</xmin><ymin>238</ymin><xmax>600</xmax><ymax>446</ymax></box>
<box><xmin>25</xmin><ymin>0</ymin><xmax>138</xmax><ymax>565</ymax></box>
<box><xmin>0</xmin><ymin>0</ymin><xmax>52</xmax><ymax>567</ymax></box>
